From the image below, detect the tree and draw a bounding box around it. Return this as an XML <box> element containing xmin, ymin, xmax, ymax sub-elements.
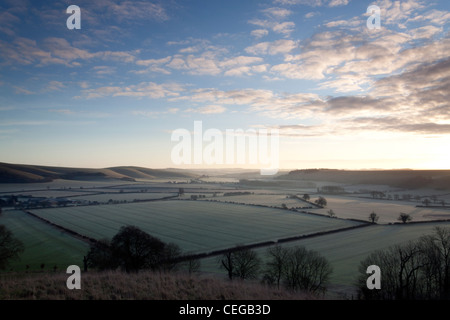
<box><xmin>302</xmin><ymin>194</ymin><xmax>310</xmax><ymax>201</ymax></box>
<box><xmin>220</xmin><ymin>250</ymin><xmax>234</xmax><ymax>280</ymax></box>
<box><xmin>358</xmin><ymin>227</ymin><xmax>450</xmax><ymax>300</ymax></box>
<box><xmin>281</xmin><ymin>203</ymin><xmax>288</xmax><ymax>210</ymax></box>
<box><xmin>178</xmin><ymin>188</ymin><xmax>184</xmax><ymax>196</ymax></box>
<box><xmin>232</xmin><ymin>248</ymin><xmax>261</xmax><ymax>280</ymax></box>
<box><xmin>422</xmin><ymin>199</ymin><xmax>431</xmax><ymax>207</ymax></box>
<box><xmin>398</xmin><ymin>213</ymin><xmax>412</xmax><ymax>224</ymax></box>
<box><xmin>182</xmin><ymin>253</ymin><xmax>201</xmax><ymax>275</ymax></box>
<box><xmin>368</xmin><ymin>211</ymin><xmax>379</xmax><ymax>224</ymax></box>
<box><xmin>327</xmin><ymin>209</ymin><xmax>335</xmax><ymax>218</ymax></box>
<box><xmin>219</xmin><ymin>247</ymin><xmax>261</xmax><ymax>280</ymax></box>
<box><xmin>0</xmin><ymin>225</ymin><xmax>24</xmax><ymax>270</ymax></box>
<box><xmin>282</xmin><ymin>246</ymin><xmax>332</xmax><ymax>294</ymax></box>
<box><xmin>110</xmin><ymin>225</ymin><xmax>170</xmax><ymax>272</ymax></box>
<box><xmin>263</xmin><ymin>245</ymin><xmax>289</xmax><ymax>289</ymax></box>
<box><xmin>86</xmin><ymin>239</ymin><xmax>116</xmax><ymax>271</ymax></box>
<box><xmin>315</xmin><ymin>196</ymin><xmax>327</xmax><ymax>207</ymax></box>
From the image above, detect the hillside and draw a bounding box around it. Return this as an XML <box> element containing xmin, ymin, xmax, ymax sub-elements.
<box><xmin>0</xmin><ymin>271</ymin><xmax>314</xmax><ymax>300</ymax></box>
<box><xmin>278</xmin><ymin>169</ymin><xmax>450</xmax><ymax>190</ymax></box>
<box><xmin>0</xmin><ymin>162</ymin><xmax>197</xmax><ymax>183</ymax></box>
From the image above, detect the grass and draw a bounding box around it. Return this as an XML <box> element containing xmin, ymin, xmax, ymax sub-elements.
<box><xmin>199</xmin><ymin>221</ymin><xmax>450</xmax><ymax>296</ymax></box>
<box><xmin>205</xmin><ymin>193</ymin><xmax>314</xmax><ymax>208</ymax></box>
<box><xmin>0</xmin><ymin>210</ymin><xmax>89</xmax><ymax>272</ymax></box>
<box><xmin>0</xmin><ymin>271</ymin><xmax>315</xmax><ymax>300</ymax></box>
<box><xmin>29</xmin><ymin>200</ymin><xmax>362</xmax><ymax>253</ymax></box>
<box><xmin>309</xmin><ymin>195</ymin><xmax>450</xmax><ymax>223</ymax></box>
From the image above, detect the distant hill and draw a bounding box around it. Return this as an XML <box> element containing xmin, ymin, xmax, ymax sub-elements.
<box><xmin>278</xmin><ymin>169</ymin><xmax>450</xmax><ymax>190</ymax></box>
<box><xmin>0</xmin><ymin>162</ymin><xmax>197</xmax><ymax>183</ymax></box>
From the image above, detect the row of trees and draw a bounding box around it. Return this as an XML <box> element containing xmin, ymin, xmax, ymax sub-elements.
<box><xmin>358</xmin><ymin>227</ymin><xmax>450</xmax><ymax>300</ymax></box>
<box><xmin>86</xmin><ymin>226</ymin><xmax>194</xmax><ymax>273</ymax></box>
<box><xmin>219</xmin><ymin>245</ymin><xmax>332</xmax><ymax>295</ymax></box>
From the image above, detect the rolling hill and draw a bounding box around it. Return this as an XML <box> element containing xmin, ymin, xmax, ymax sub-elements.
<box><xmin>0</xmin><ymin>162</ymin><xmax>198</xmax><ymax>183</ymax></box>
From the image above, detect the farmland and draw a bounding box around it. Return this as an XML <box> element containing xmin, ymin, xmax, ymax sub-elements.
<box><xmin>307</xmin><ymin>195</ymin><xmax>450</xmax><ymax>223</ymax></box>
<box><xmin>199</xmin><ymin>221</ymin><xmax>450</xmax><ymax>298</ymax></box>
<box><xmin>2</xmin><ymin>165</ymin><xmax>450</xmax><ymax>298</ymax></box>
<box><xmin>0</xmin><ymin>210</ymin><xmax>88</xmax><ymax>271</ymax></box>
<box><xmin>28</xmin><ymin>200</ymin><xmax>363</xmax><ymax>253</ymax></box>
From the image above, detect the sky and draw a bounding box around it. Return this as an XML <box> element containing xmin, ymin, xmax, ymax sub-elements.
<box><xmin>0</xmin><ymin>0</ymin><xmax>449</xmax><ymax>171</ymax></box>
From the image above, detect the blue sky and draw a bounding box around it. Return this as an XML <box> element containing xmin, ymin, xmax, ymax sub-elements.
<box><xmin>1</xmin><ymin>0</ymin><xmax>450</xmax><ymax>170</ymax></box>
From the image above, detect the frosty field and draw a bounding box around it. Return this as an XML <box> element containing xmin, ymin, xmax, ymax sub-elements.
<box><xmin>309</xmin><ymin>195</ymin><xmax>450</xmax><ymax>223</ymax></box>
<box><xmin>29</xmin><ymin>200</ymin><xmax>363</xmax><ymax>253</ymax></box>
<box><xmin>0</xmin><ymin>210</ymin><xmax>88</xmax><ymax>271</ymax></box>
<box><xmin>199</xmin><ymin>221</ymin><xmax>450</xmax><ymax>295</ymax></box>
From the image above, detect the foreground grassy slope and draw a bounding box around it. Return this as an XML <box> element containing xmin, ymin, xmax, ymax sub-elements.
<box><xmin>0</xmin><ymin>210</ymin><xmax>89</xmax><ymax>271</ymax></box>
<box><xmin>30</xmin><ymin>200</ymin><xmax>363</xmax><ymax>253</ymax></box>
<box><xmin>0</xmin><ymin>271</ymin><xmax>314</xmax><ymax>300</ymax></box>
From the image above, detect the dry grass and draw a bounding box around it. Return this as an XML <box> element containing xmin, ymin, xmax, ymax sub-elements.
<box><xmin>0</xmin><ymin>271</ymin><xmax>316</xmax><ymax>300</ymax></box>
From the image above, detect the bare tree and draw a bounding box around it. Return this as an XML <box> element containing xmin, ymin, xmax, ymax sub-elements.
<box><xmin>423</xmin><ymin>199</ymin><xmax>431</xmax><ymax>207</ymax></box>
<box><xmin>220</xmin><ymin>250</ymin><xmax>234</xmax><ymax>280</ymax></box>
<box><xmin>302</xmin><ymin>194</ymin><xmax>310</xmax><ymax>201</ymax></box>
<box><xmin>232</xmin><ymin>248</ymin><xmax>261</xmax><ymax>280</ymax></box>
<box><xmin>282</xmin><ymin>246</ymin><xmax>332</xmax><ymax>295</ymax></box>
<box><xmin>219</xmin><ymin>247</ymin><xmax>261</xmax><ymax>281</ymax></box>
<box><xmin>398</xmin><ymin>213</ymin><xmax>412</xmax><ymax>224</ymax></box>
<box><xmin>263</xmin><ymin>245</ymin><xmax>289</xmax><ymax>289</ymax></box>
<box><xmin>183</xmin><ymin>254</ymin><xmax>201</xmax><ymax>275</ymax></box>
<box><xmin>327</xmin><ymin>209</ymin><xmax>335</xmax><ymax>218</ymax></box>
<box><xmin>368</xmin><ymin>211</ymin><xmax>379</xmax><ymax>224</ymax></box>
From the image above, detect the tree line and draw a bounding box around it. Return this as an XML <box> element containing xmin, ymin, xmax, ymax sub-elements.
<box><xmin>358</xmin><ymin>226</ymin><xmax>450</xmax><ymax>300</ymax></box>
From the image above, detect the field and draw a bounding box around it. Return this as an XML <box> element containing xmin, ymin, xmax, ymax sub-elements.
<box><xmin>28</xmin><ymin>200</ymin><xmax>363</xmax><ymax>253</ymax></box>
<box><xmin>66</xmin><ymin>192</ymin><xmax>177</xmax><ymax>203</ymax></box>
<box><xmin>2</xmin><ymin>166</ymin><xmax>450</xmax><ymax>299</ymax></box>
<box><xmin>199</xmin><ymin>221</ymin><xmax>450</xmax><ymax>297</ymax></box>
<box><xmin>0</xmin><ymin>210</ymin><xmax>88</xmax><ymax>271</ymax></box>
<box><xmin>205</xmin><ymin>193</ymin><xmax>316</xmax><ymax>209</ymax></box>
<box><xmin>308</xmin><ymin>195</ymin><xmax>450</xmax><ymax>223</ymax></box>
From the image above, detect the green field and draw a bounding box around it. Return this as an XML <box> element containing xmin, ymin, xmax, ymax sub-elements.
<box><xmin>0</xmin><ymin>210</ymin><xmax>89</xmax><ymax>271</ymax></box>
<box><xmin>199</xmin><ymin>222</ymin><xmax>450</xmax><ymax>290</ymax></box>
<box><xmin>29</xmin><ymin>200</ymin><xmax>363</xmax><ymax>253</ymax></box>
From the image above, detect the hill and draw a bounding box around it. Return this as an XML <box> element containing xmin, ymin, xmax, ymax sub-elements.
<box><xmin>0</xmin><ymin>162</ymin><xmax>197</xmax><ymax>183</ymax></box>
<box><xmin>278</xmin><ymin>169</ymin><xmax>450</xmax><ymax>190</ymax></box>
<box><xmin>0</xmin><ymin>270</ymin><xmax>314</xmax><ymax>300</ymax></box>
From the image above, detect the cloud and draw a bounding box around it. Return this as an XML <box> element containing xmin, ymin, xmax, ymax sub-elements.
<box><xmin>273</xmin><ymin>0</ymin><xmax>349</xmax><ymax>6</ymax></box>
<box><xmin>79</xmin><ymin>82</ymin><xmax>185</xmax><ymax>99</ymax></box>
<box><xmin>261</xmin><ymin>7</ymin><xmax>293</xmax><ymax>19</ymax></box>
<box><xmin>245</xmin><ymin>39</ymin><xmax>299</xmax><ymax>55</ymax></box>
<box><xmin>251</xmin><ymin>29</ymin><xmax>269</xmax><ymax>38</ymax></box>
<box><xmin>43</xmin><ymin>81</ymin><xmax>66</xmax><ymax>92</ymax></box>
<box><xmin>0</xmin><ymin>36</ymin><xmax>138</xmax><ymax>67</ymax></box>
<box><xmin>49</xmin><ymin>109</ymin><xmax>75</xmax><ymax>115</ymax></box>
<box><xmin>132</xmin><ymin>107</ymin><xmax>179</xmax><ymax>118</ymax></box>
<box><xmin>249</xmin><ymin>19</ymin><xmax>296</xmax><ymax>36</ymax></box>
<box><xmin>13</xmin><ymin>86</ymin><xmax>34</xmax><ymax>95</ymax></box>
<box><xmin>185</xmin><ymin>105</ymin><xmax>227</xmax><ymax>114</ymax></box>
